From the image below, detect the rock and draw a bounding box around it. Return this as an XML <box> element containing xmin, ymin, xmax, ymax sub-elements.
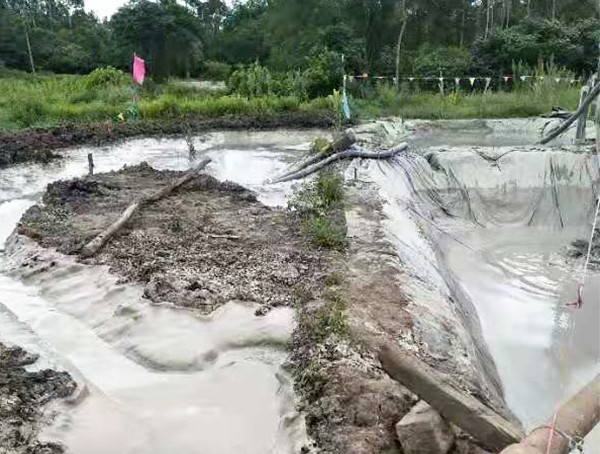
<box><xmin>396</xmin><ymin>401</ymin><xmax>455</xmax><ymax>454</ymax></box>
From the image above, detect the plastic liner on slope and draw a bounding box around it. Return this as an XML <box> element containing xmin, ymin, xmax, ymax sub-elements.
<box><xmin>403</xmin><ymin>147</ymin><xmax>599</xmax><ymax>229</ymax></box>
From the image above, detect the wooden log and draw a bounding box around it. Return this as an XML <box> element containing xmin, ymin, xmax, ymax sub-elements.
<box><xmin>80</xmin><ymin>158</ymin><xmax>211</xmax><ymax>258</ymax></box>
<box><xmin>540</xmin><ymin>82</ymin><xmax>600</xmax><ymax>145</ymax></box>
<box><xmin>379</xmin><ymin>344</ymin><xmax>525</xmax><ymax>452</ymax></box>
<box><xmin>575</xmin><ymin>85</ymin><xmax>590</xmax><ymax>143</ymax></box>
<box><xmin>500</xmin><ymin>374</ymin><xmax>599</xmax><ymax>454</ymax></box>
<box><xmin>269</xmin><ymin>142</ymin><xmax>408</xmax><ymax>184</ymax></box>
<box><xmin>278</xmin><ymin>131</ymin><xmax>357</xmax><ymax>180</ymax></box>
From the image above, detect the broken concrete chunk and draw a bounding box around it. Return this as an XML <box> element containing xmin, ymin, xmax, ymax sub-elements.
<box><xmin>396</xmin><ymin>401</ymin><xmax>455</xmax><ymax>454</ymax></box>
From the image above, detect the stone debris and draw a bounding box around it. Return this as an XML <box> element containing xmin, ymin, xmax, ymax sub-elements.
<box><xmin>396</xmin><ymin>401</ymin><xmax>455</xmax><ymax>454</ymax></box>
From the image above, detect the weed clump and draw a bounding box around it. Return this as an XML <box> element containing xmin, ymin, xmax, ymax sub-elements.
<box><xmin>289</xmin><ymin>171</ymin><xmax>347</xmax><ymax>251</ymax></box>
<box><xmin>304</xmin><ymin>297</ymin><xmax>349</xmax><ymax>342</ymax></box>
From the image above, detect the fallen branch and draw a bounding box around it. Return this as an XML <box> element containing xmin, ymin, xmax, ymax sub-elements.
<box><xmin>278</xmin><ymin>131</ymin><xmax>357</xmax><ymax>180</ymax></box>
<box><xmin>379</xmin><ymin>344</ymin><xmax>524</xmax><ymax>451</ymax></box>
<box><xmin>269</xmin><ymin>142</ymin><xmax>408</xmax><ymax>184</ymax></box>
<box><xmin>81</xmin><ymin>158</ymin><xmax>211</xmax><ymax>258</ymax></box>
<box><xmin>539</xmin><ymin>82</ymin><xmax>600</xmax><ymax>145</ymax></box>
<box><xmin>208</xmin><ymin>234</ymin><xmax>240</xmax><ymax>240</ymax></box>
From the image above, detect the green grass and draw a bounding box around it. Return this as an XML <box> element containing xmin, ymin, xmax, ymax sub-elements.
<box><xmin>0</xmin><ymin>72</ymin><xmax>328</xmax><ymax>131</ymax></box>
<box><xmin>351</xmin><ymin>83</ymin><xmax>582</xmax><ymax>120</ymax></box>
<box><xmin>0</xmin><ymin>70</ymin><xmax>585</xmax><ymax>132</ymax></box>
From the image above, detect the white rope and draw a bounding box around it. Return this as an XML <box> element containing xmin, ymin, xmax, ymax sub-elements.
<box><xmin>580</xmin><ymin>196</ymin><xmax>600</xmax><ymax>286</ymax></box>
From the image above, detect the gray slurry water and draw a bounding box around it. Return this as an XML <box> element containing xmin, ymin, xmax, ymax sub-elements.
<box><xmin>2</xmin><ymin>122</ymin><xmax>599</xmax><ymax>452</ymax></box>
<box><xmin>0</xmin><ymin>129</ymin><xmax>325</xmax><ymax>453</ymax></box>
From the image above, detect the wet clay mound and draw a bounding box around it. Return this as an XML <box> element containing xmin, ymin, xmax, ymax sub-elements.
<box><xmin>0</xmin><ymin>343</ymin><xmax>76</xmax><ymax>454</ymax></box>
<box><xmin>18</xmin><ymin>162</ymin><xmax>326</xmax><ymax>313</ymax></box>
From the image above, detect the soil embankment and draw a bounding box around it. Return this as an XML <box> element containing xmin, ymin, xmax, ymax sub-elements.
<box><xmin>16</xmin><ymin>162</ymin><xmax>328</xmax><ymax>315</ymax></box>
<box><xmin>0</xmin><ymin>114</ymin><xmax>332</xmax><ymax>169</ymax></box>
<box><xmin>0</xmin><ymin>342</ymin><xmax>76</xmax><ymax>454</ymax></box>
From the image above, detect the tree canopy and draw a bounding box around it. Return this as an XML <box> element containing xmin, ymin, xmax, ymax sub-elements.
<box><xmin>0</xmin><ymin>0</ymin><xmax>598</xmax><ymax>79</ymax></box>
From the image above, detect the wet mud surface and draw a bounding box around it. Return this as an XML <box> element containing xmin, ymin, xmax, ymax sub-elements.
<box><xmin>17</xmin><ymin>163</ymin><xmax>327</xmax><ymax>314</ymax></box>
<box><xmin>4</xmin><ymin>120</ymin><xmax>598</xmax><ymax>454</ymax></box>
<box><xmin>0</xmin><ymin>343</ymin><xmax>76</xmax><ymax>454</ymax></box>
<box><xmin>0</xmin><ymin>114</ymin><xmax>332</xmax><ymax>169</ymax></box>
<box><xmin>570</xmin><ymin>227</ymin><xmax>600</xmax><ymax>266</ymax></box>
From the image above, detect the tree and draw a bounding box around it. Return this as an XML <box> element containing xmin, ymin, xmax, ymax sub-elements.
<box><xmin>394</xmin><ymin>0</ymin><xmax>408</xmax><ymax>90</ymax></box>
<box><xmin>111</xmin><ymin>0</ymin><xmax>204</xmax><ymax>80</ymax></box>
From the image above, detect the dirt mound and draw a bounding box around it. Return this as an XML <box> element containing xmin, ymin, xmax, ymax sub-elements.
<box><xmin>0</xmin><ymin>343</ymin><xmax>76</xmax><ymax>454</ymax></box>
<box><xmin>18</xmin><ymin>162</ymin><xmax>327</xmax><ymax>313</ymax></box>
<box><xmin>0</xmin><ymin>114</ymin><xmax>333</xmax><ymax>169</ymax></box>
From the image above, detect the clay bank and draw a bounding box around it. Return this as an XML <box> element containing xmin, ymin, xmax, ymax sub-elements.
<box><xmin>0</xmin><ymin>121</ymin><xmax>598</xmax><ymax>454</ymax></box>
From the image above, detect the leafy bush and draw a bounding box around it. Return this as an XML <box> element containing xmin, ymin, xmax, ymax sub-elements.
<box><xmin>229</xmin><ymin>62</ymin><xmax>306</xmax><ymax>98</ymax></box>
<box><xmin>288</xmin><ymin>170</ymin><xmax>347</xmax><ymax>250</ymax></box>
<box><xmin>413</xmin><ymin>44</ymin><xmax>474</xmax><ymax>77</ymax></box>
<box><xmin>316</xmin><ymin>171</ymin><xmax>344</xmax><ymax>207</ymax></box>
<box><xmin>303</xmin><ymin>49</ymin><xmax>343</xmax><ymax>99</ymax></box>
<box><xmin>202</xmin><ymin>61</ymin><xmax>232</xmax><ymax>80</ymax></box>
<box><xmin>228</xmin><ymin>61</ymin><xmax>272</xmax><ymax>96</ymax></box>
<box><xmin>81</xmin><ymin>67</ymin><xmax>128</xmax><ymax>90</ymax></box>
<box><xmin>473</xmin><ymin>17</ymin><xmax>600</xmax><ymax>75</ymax></box>
<box><xmin>304</xmin><ymin>217</ymin><xmax>347</xmax><ymax>250</ymax></box>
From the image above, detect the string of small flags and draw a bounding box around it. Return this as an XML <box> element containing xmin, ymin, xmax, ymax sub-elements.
<box><xmin>346</xmin><ymin>74</ymin><xmax>582</xmax><ymax>85</ymax></box>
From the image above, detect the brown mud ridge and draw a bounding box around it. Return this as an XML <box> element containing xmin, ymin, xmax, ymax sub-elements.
<box><xmin>17</xmin><ymin>162</ymin><xmax>329</xmax><ymax>314</ymax></box>
<box><xmin>0</xmin><ymin>113</ymin><xmax>332</xmax><ymax>169</ymax></box>
<box><xmin>0</xmin><ymin>343</ymin><xmax>76</xmax><ymax>454</ymax></box>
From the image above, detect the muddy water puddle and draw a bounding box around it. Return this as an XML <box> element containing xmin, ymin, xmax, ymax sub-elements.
<box><xmin>0</xmin><ymin>130</ymin><xmax>325</xmax><ymax>453</ymax></box>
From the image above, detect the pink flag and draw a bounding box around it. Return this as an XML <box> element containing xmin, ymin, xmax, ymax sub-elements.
<box><xmin>133</xmin><ymin>54</ymin><xmax>145</xmax><ymax>85</ymax></box>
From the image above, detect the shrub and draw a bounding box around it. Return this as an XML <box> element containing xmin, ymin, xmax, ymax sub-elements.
<box><xmin>304</xmin><ymin>217</ymin><xmax>347</xmax><ymax>250</ymax></box>
<box><xmin>228</xmin><ymin>61</ymin><xmax>272</xmax><ymax>97</ymax></box>
<box><xmin>302</xmin><ymin>294</ymin><xmax>349</xmax><ymax>342</ymax></box>
<box><xmin>81</xmin><ymin>67</ymin><xmax>128</xmax><ymax>90</ymax></box>
<box><xmin>413</xmin><ymin>44</ymin><xmax>474</xmax><ymax>77</ymax></box>
<box><xmin>202</xmin><ymin>61</ymin><xmax>232</xmax><ymax>81</ymax></box>
<box><xmin>316</xmin><ymin>171</ymin><xmax>344</xmax><ymax>207</ymax></box>
<box><xmin>303</xmin><ymin>49</ymin><xmax>343</xmax><ymax>99</ymax></box>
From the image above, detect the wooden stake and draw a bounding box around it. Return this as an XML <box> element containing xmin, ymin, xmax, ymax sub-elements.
<box><xmin>88</xmin><ymin>153</ymin><xmax>94</xmax><ymax>175</ymax></box>
<box><xmin>576</xmin><ymin>85</ymin><xmax>590</xmax><ymax>144</ymax></box>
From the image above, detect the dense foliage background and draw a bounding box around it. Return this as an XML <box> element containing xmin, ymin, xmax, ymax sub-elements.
<box><xmin>1</xmin><ymin>0</ymin><xmax>598</xmax><ymax>82</ymax></box>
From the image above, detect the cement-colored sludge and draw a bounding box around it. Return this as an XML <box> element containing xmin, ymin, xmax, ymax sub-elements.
<box><xmin>1</xmin><ymin>121</ymin><xmax>599</xmax><ymax>452</ymax></box>
<box><xmin>0</xmin><ymin>130</ymin><xmax>323</xmax><ymax>454</ymax></box>
<box><xmin>356</xmin><ymin>124</ymin><xmax>599</xmax><ymax>453</ymax></box>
